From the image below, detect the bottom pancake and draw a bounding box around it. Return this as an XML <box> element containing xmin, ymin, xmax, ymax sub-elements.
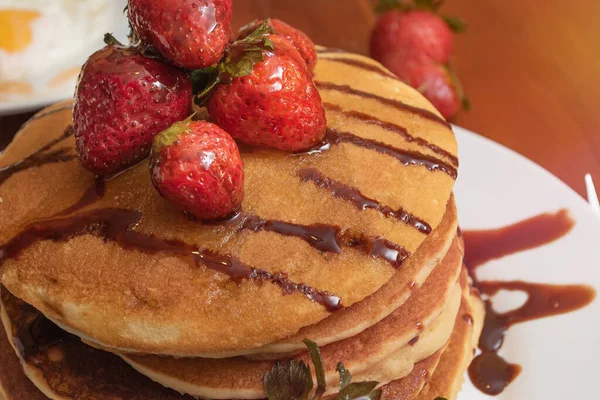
<box><xmin>0</xmin><ymin>287</ymin><xmax>192</xmax><ymax>400</ymax></box>
<box><xmin>415</xmin><ymin>271</ymin><xmax>484</xmax><ymax>400</ymax></box>
<box><xmin>0</xmin><ymin>269</ymin><xmax>482</xmax><ymax>400</ymax></box>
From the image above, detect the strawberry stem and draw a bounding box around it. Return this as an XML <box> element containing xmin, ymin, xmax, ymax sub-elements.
<box><xmin>192</xmin><ymin>21</ymin><xmax>275</xmax><ymax>105</ymax></box>
<box><xmin>104</xmin><ymin>33</ymin><xmax>123</xmax><ymax>47</ymax></box>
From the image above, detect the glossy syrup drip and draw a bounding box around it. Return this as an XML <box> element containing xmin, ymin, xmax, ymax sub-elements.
<box><xmin>53</xmin><ymin>176</ymin><xmax>106</xmax><ymax>217</ymax></box>
<box><xmin>408</xmin><ymin>336</ymin><xmax>420</xmax><ymax>346</ymax></box>
<box><xmin>324</xmin><ymin>102</ymin><xmax>459</xmax><ymax>167</ymax></box>
<box><xmin>326</xmin><ymin>129</ymin><xmax>457</xmax><ymax>179</ymax></box>
<box><xmin>242</xmin><ymin>216</ymin><xmax>342</xmax><ymax>253</ymax></box>
<box><xmin>322</xmin><ymin>57</ymin><xmax>398</xmax><ymax>80</ymax></box>
<box><xmin>315</xmin><ymin>81</ymin><xmax>451</xmax><ymax>129</ymax></box>
<box><xmin>299</xmin><ymin>168</ymin><xmax>431</xmax><ymax>234</ymax></box>
<box><xmin>241</xmin><ymin>215</ymin><xmax>409</xmax><ymax>267</ymax></box>
<box><xmin>463</xmin><ymin>209</ymin><xmax>575</xmax><ymax>269</ymax></box>
<box><xmin>0</xmin><ymin>208</ymin><xmax>342</xmax><ymax>312</ymax></box>
<box><xmin>464</xmin><ymin>209</ymin><xmax>597</xmax><ymax>396</ymax></box>
<box><xmin>0</xmin><ymin>126</ymin><xmax>76</xmax><ymax>187</ymax></box>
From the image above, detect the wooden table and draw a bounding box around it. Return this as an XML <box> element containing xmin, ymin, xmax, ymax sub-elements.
<box><xmin>2</xmin><ymin>0</ymin><xmax>599</xmax><ymax>197</ymax></box>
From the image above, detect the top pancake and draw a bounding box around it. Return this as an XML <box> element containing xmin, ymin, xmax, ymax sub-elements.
<box><xmin>0</xmin><ymin>49</ymin><xmax>458</xmax><ymax>356</ymax></box>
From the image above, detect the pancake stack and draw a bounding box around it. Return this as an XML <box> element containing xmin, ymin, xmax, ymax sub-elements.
<box><xmin>0</xmin><ymin>49</ymin><xmax>483</xmax><ymax>399</ymax></box>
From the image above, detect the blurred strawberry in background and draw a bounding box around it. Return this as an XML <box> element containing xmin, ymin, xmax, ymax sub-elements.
<box><xmin>370</xmin><ymin>0</ymin><xmax>469</xmax><ymax>120</ymax></box>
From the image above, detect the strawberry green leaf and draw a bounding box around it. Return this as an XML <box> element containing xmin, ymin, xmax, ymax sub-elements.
<box><xmin>375</xmin><ymin>0</ymin><xmax>412</xmax><ymax>13</ymax></box>
<box><xmin>264</xmin><ymin>359</ymin><xmax>314</xmax><ymax>400</ymax></box>
<box><xmin>193</xmin><ymin>20</ymin><xmax>274</xmax><ymax>105</ymax></box>
<box><xmin>462</xmin><ymin>96</ymin><xmax>472</xmax><ymax>111</ymax></box>
<box><xmin>336</xmin><ymin>363</ymin><xmax>352</xmax><ymax>390</ymax></box>
<box><xmin>303</xmin><ymin>339</ymin><xmax>327</xmax><ymax>399</ymax></box>
<box><xmin>444</xmin><ymin>64</ymin><xmax>470</xmax><ymax>112</ymax></box>
<box><xmin>414</xmin><ymin>0</ymin><xmax>444</xmax><ymax>11</ymax></box>
<box><xmin>190</xmin><ymin>66</ymin><xmax>220</xmax><ymax>99</ymax></box>
<box><xmin>103</xmin><ymin>33</ymin><xmax>123</xmax><ymax>46</ymax></box>
<box><xmin>443</xmin><ymin>15</ymin><xmax>467</xmax><ymax>33</ymax></box>
<box><xmin>333</xmin><ymin>381</ymin><xmax>382</xmax><ymax>400</ymax></box>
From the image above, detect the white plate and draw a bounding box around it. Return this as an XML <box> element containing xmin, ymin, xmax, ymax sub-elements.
<box><xmin>454</xmin><ymin>126</ymin><xmax>600</xmax><ymax>399</ymax></box>
<box><xmin>0</xmin><ymin>0</ymin><xmax>129</xmax><ymax>117</ymax></box>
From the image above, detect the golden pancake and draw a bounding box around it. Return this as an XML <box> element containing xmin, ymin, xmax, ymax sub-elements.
<box><xmin>0</xmin><ymin>50</ymin><xmax>458</xmax><ymax>356</ymax></box>
<box><xmin>380</xmin><ymin>267</ymin><xmax>484</xmax><ymax>400</ymax></box>
<box><xmin>415</xmin><ymin>271</ymin><xmax>484</xmax><ymax>400</ymax></box>
<box><xmin>112</xmin><ymin>234</ymin><xmax>462</xmax><ymax>398</ymax></box>
<box><xmin>251</xmin><ymin>199</ymin><xmax>458</xmax><ymax>358</ymax></box>
<box><xmin>0</xmin><ymin>287</ymin><xmax>193</xmax><ymax>400</ymax></box>
<box><xmin>0</xmin><ymin>268</ymin><xmax>482</xmax><ymax>400</ymax></box>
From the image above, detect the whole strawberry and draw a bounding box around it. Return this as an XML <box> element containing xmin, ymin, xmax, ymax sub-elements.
<box><xmin>74</xmin><ymin>40</ymin><xmax>192</xmax><ymax>175</ymax></box>
<box><xmin>370</xmin><ymin>0</ymin><xmax>468</xmax><ymax>119</ymax></box>
<box><xmin>371</xmin><ymin>10</ymin><xmax>453</xmax><ymax>64</ymax></box>
<box><xmin>199</xmin><ymin>24</ymin><xmax>326</xmax><ymax>153</ymax></box>
<box><xmin>151</xmin><ymin>120</ymin><xmax>244</xmax><ymax>220</ymax></box>
<box><xmin>128</xmin><ymin>0</ymin><xmax>233</xmax><ymax>70</ymax></box>
<box><xmin>237</xmin><ymin>18</ymin><xmax>317</xmax><ymax>72</ymax></box>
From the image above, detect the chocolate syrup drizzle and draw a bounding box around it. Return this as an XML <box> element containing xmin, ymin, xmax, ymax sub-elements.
<box><xmin>0</xmin><ymin>208</ymin><xmax>342</xmax><ymax>312</ymax></box>
<box><xmin>20</xmin><ymin>104</ymin><xmax>73</xmax><ymax>129</ymax></box>
<box><xmin>53</xmin><ymin>176</ymin><xmax>106</xmax><ymax>217</ymax></box>
<box><xmin>0</xmin><ymin>126</ymin><xmax>76</xmax><ymax>186</ymax></box>
<box><xmin>315</xmin><ymin>81</ymin><xmax>451</xmax><ymax>128</ymax></box>
<box><xmin>321</xmin><ymin>57</ymin><xmax>399</xmax><ymax>80</ymax></box>
<box><xmin>299</xmin><ymin>168</ymin><xmax>431</xmax><ymax>234</ymax></box>
<box><xmin>324</xmin><ymin>102</ymin><xmax>458</xmax><ymax>167</ymax></box>
<box><xmin>325</xmin><ymin>128</ymin><xmax>457</xmax><ymax>179</ymax></box>
<box><xmin>463</xmin><ymin>210</ymin><xmax>596</xmax><ymax>396</ymax></box>
<box><xmin>242</xmin><ymin>216</ymin><xmax>342</xmax><ymax>253</ymax></box>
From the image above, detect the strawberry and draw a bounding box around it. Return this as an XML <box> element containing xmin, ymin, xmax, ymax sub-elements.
<box><xmin>127</xmin><ymin>0</ymin><xmax>233</xmax><ymax>69</ymax></box>
<box><xmin>73</xmin><ymin>39</ymin><xmax>192</xmax><ymax>175</ymax></box>
<box><xmin>237</xmin><ymin>19</ymin><xmax>317</xmax><ymax>72</ymax></box>
<box><xmin>370</xmin><ymin>10</ymin><xmax>453</xmax><ymax>64</ymax></box>
<box><xmin>370</xmin><ymin>1</ymin><xmax>468</xmax><ymax>119</ymax></box>
<box><xmin>195</xmin><ymin>23</ymin><xmax>326</xmax><ymax>153</ymax></box>
<box><xmin>379</xmin><ymin>49</ymin><xmax>463</xmax><ymax>119</ymax></box>
<box><xmin>150</xmin><ymin>119</ymin><xmax>244</xmax><ymax>220</ymax></box>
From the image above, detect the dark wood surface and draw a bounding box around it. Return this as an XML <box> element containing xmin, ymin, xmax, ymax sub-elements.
<box><xmin>2</xmin><ymin>0</ymin><xmax>599</xmax><ymax>197</ymax></box>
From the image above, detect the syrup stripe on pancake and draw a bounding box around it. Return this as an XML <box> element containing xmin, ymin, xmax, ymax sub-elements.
<box><xmin>0</xmin><ymin>126</ymin><xmax>76</xmax><ymax>186</ymax></box>
<box><xmin>0</xmin><ymin>208</ymin><xmax>343</xmax><ymax>312</ymax></box>
<box><xmin>319</xmin><ymin>56</ymin><xmax>399</xmax><ymax>80</ymax></box>
<box><xmin>20</xmin><ymin>103</ymin><xmax>73</xmax><ymax>129</ymax></box>
<box><xmin>299</xmin><ymin>168</ymin><xmax>432</xmax><ymax>234</ymax></box>
<box><xmin>315</xmin><ymin>81</ymin><xmax>451</xmax><ymax>128</ymax></box>
<box><xmin>324</xmin><ymin>128</ymin><xmax>457</xmax><ymax>179</ymax></box>
<box><xmin>324</xmin><ymin>102</ymin><xmax>459</xmax><ymax>167</ymax></box>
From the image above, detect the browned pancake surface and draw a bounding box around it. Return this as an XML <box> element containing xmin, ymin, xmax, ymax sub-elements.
<box><xmin>0</xmin><ymin>52</ymin><xmax>457</xmax><ymax>356</ymax></box>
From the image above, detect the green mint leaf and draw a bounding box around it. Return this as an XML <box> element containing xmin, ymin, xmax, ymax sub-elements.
<box><xmin>264</xmin><ymin>359</ymin><xmax>314</xmax><ymax>400</ymax></box>
<box><xmin>336</xmin><ymin>362</ymin><xmax>352</xmax><ymax>390</ymax></box>
<box><xmin>434</xmin><ymin>397</ymin><xmax>449</xmax><ymax>400</ymax></box>
<box><xmin>303</xmin><ymin>339</ymin><xmax>327</xmax><ymax>399</ymax></box>
<box><xmin>443</xmin><ymin>15</ymin><xmax>467</xmax><ymax>33</ymax></box>
<box><xmin>333</xmin><ymin>381</ymin><xmax>382</xmax><ymax>400</ymax></box>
